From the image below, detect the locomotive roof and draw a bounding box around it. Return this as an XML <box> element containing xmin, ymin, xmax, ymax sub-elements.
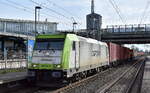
<box><xmin>77</xmin><ymin>35</ymin><xmax>107</xmax><ymax>46</ymax></box>
<box><xmin>36</xmin><ymin>34</ymin><xmax>66</xmax><ymax>39</ymax></box>
<box><xmin>36</xmin><ymin>34</ymin><xmax>107</xmax><ymax>46</ymax></box>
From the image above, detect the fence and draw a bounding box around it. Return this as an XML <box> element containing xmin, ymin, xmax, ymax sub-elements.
<box><xmin>0</xmin><ymin>50</ymin><xmax>27</xmax><ymax>71</ymax></box>
<box><xmin>0</xmin><ymin>59</ymin><xmax>27</xmax><ymax>70</ymax></box>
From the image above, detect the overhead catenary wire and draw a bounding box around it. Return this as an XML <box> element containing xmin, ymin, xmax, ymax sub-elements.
<box><xmin>139</xmin><ymin>1</ymin><xmax>150</xmax><ymax>24</ymax></box>
<box><xmin>29</xmin><ymin>0</ymin><xmax>72</xmax><ymax>21</ymax></box>
<box><xmin>111</xmin><ymin>0</ymin><xmax>127</xmax><ymax>23</ymax></box>
<box><xmin>0</xmin><ymin>0</ymin><xmax>33</xmax><ymax>14</ymax></box>
<box><xmin>6</xmin><ymin>0</ymin><xmax>32</xmax><ymax>12</ymax></box>
<box><xmin>5</xmin><ymin>0</ymin><xmax>64</xmax><ymax>21</ymax></box>
<box><xmin>4</xmin><ymin>0</ymin><xmax>83</xmax><ymax>29</ymax></box>
<box><xmin>46</xmin><ymin>0</ymin><xmax>82</xmax><ymax>25</ymax></box>
<box><xmin>4</xmin><ymin>0</ymin><xmax>54</xmax><ymax>20</ymax></box>
<box><xmin>2</xmin><ymin>2</ymin><xmax>72</xmax><ymax>30</ymax></box>
<box><xmin>29</xmin><ymin>0</ymin><xmax>82</xmax><ymax>29</ymax></box>
<box><xmin>108</xmin><ymin>0</ymin><xmax>126</xmax><ymax>24</ymax></box>
<box><xmin>2</xmin><ymin>0</ymin><xmax>82</xmax><ymax>29</ymax></box>
<box><xmin>108</xmin><ymin>0</ymin><xmax>126</xmax><ymax>25</ymax></box>
<box><xmin>3</xmin><ymin>0</ymin><xmax>73</xmax><ymax>27</ymax></box>
<box><xmin>29</xmin><ymin>0</ymin><xmax>83</xmax><ymax>28</ymax></box>
<box><xmin>46</xmin><ymin>0</ymin><xmax>78</xmax><ymax>18</ymax></box>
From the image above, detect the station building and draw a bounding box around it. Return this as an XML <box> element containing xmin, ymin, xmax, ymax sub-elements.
<box><xmin>0</xmin><ymin>18</ymin><xmax>57</xmax><ymax>84</ymax></box>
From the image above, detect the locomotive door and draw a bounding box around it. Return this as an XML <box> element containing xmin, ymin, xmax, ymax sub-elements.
<box><xmin>75</xmin><ymin>41</ymin><xmax>80</xmax><ymax>69</ymax></box>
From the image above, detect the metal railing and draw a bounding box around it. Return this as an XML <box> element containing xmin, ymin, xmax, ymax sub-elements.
<box><xmin>0</xmin><ymin>59</ymin><xmax>27</xmax><ymax>70</ymax></box>
<box><xmin>0</xmin><ymin>51</ymin><xmax>27</xmax><ymax>70</ymax></box>
<box><xmin>104</xmin><ymin>24</ymin><xmax>150</xmax><ymax>33</ymax></box>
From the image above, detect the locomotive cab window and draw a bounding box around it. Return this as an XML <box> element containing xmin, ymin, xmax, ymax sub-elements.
<box><xmin>35</xmin><ymin>39</ymin><xmax>64</xmax><ymax>50</ymax></box>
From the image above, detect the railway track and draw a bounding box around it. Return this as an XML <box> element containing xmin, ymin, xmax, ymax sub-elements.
<box><xmin>51</xmin><ymin>57</ymin><xmax>145</xmax><ymax>93</ymax></box>
<box><xmin>1</xmin><ymin>57</ymin><xmax>145</xmax><ymax>93</ymax></box>
<box><xmin>97</xmin><ymin>58</ymin><xmax>145</xmax><ymax>93</ymax></box>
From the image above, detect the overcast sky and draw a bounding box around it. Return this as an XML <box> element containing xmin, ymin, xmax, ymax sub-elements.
<box><xmin>0</xmin><ymin>0</ymin><xmax>150</xmax><ymax>30</ymax></box>
<box><xmin>0</xmin><ymin>0</ymin><xmax>150</xmax><ymax>51</ymax></box>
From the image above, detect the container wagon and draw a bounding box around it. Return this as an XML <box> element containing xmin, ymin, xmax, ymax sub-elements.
<box><xmin>107</xmin><ymin>42</ymin><xmax>134</xmax><ymax>66</ymax></box>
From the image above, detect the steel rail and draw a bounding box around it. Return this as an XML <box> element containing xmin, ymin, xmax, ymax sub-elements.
<box><xmin>125</xmin><ymin>58</ymin><xmax>145</xmax><ymax>93</ymax></box>
<box><xmin>52</xmin><ymin>69</ymin><xmax>111</xmax><ymax>93</ymax></box>
<box><xmin>52</xmin><ymin>58</ymin><xmax>144</xmax><ymax>93</ymax></box>
<box><xmin>96</xmin><ymin>58</ymin><xmax>145</xmax><ymax>93</ymax></box>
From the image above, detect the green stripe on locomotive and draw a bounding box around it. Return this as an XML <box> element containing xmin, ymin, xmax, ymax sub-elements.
<box><xmin>29</xmin><ymin>34</ymin><xmax>79</xmax><ymax>70</ymax></box>
<box><xmin>36</xmin><ymin>34</ymin><xmax>66</xmax><ymax>39</ymax></box>
<box><xmin>62</xmin><ymin>34</ymin><xmax>79</xmax><ymax>69</ymax></box>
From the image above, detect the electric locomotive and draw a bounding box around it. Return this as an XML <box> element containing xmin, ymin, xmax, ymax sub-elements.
<box><xmin>28</xmin><ymin>34</ymin><xmax>109</xmax><ymax>86</ymax></box>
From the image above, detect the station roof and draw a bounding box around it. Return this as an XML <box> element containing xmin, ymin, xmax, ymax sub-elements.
<box><xmin>0</xmin><ymin>18</ymin><xmax>58</xmax><ymax>24</ymax></box>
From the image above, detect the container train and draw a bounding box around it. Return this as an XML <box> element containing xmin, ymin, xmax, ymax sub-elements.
<box><xmin>28</xmin><ymin>34</ymin><xmax>143</xmax><ymax>86</ymax></box>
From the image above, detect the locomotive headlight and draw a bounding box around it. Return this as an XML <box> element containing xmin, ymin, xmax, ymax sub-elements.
<box><xmin>33</xmin><ymin>64</ymin><xmax>37</xmax><ymax>67</ymax></box>
<box><xmin>56</xmin><ymin>65</ymin><xmax>61</xmax><ymax>68</ymax></box>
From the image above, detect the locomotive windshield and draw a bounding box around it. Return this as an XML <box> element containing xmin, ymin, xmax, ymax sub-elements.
<box><xmin>32</xmin><ymin>39</ymin><xmax>64</xmax><ymax>64</ymax></box>
<box><xmin>34</xmin><ymin>39</ymin><xmax>64</xmax><ymax>50</ymax></box>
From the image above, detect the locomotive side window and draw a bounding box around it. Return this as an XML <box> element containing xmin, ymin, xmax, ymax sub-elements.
<box><xmin>0</xmin><ymin>41</ymin><xmax>2</xmax><ymax>49</ymax></box>
<box><xmin>106</xmin><ymin>47</ymin><xmax>109</xmax><ymax>57</ymax></box>
<box><xmin>72</xmin><ymin>41</ymin><xmax>75</xmax><ymax>50</ymax></box>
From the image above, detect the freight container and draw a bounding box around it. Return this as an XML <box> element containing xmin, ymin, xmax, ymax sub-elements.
<box><xmin>107</xmin><ymin>42</ymin><xmax>121</xmax><ymax>65</ymax></box>
<box><xmin>107</xmin><ymin>42</ymin><xmax>134</xmax><ymax>65</ymax></box>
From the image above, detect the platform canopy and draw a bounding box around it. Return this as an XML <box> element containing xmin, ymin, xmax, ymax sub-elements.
<box><xmin>0</xmin><ymin>18</ymin><xmax>58</xmax><ymax>39</ymax></box>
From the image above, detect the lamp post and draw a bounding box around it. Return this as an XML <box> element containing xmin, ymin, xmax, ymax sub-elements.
<box><xmin>35</xmin><ymin>6</ymin><xmax>42</xmax><ymax>36</ymax></box>
<box><xmin>71</xmin><ymin>17</ymin><xmax>77</xmax><ymax>32</ymax></box>
<box><xmin>73</xmin><ymin>22</ymin><xmax>77</xmax><ymax>32</ymax></box>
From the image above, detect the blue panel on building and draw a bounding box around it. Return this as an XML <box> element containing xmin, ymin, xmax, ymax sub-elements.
<box><xmin>28</xmin><ymin>40</ymin><xmax>35</xmax><ymax>62</ymax></box>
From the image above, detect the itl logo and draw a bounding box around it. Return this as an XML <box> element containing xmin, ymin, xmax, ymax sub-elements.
<box><xmin>91</xmin><ymin>51</ymin><xmax>100</xmax><ymax>56</ymax></box>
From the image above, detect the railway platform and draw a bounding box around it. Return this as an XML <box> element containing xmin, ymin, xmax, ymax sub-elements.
<box><xmin>141</xmin><ymin>56</ymin><xmax>150</xmax><ymax>93</ymax></box>
<box><xmin>0</xmin><ymin>72</ymin><xmax>27</xmax><ymax>84</ymax></box>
